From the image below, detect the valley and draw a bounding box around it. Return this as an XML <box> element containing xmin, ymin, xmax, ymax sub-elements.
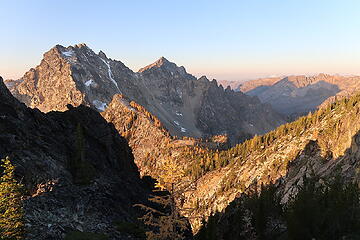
<box><xmin>2</xmin><ymin>44</ymin><xmax>360</xmax><ymax>239</ymax></box>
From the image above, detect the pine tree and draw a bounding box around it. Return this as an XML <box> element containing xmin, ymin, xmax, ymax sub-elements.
<box><xmin>136</xmin><ymin>159</ymin><xmax>191</xmax><ymax>240</ymax></box>
<box><xmin>0</xmin><ymin>157</ymin><xmax>24</xmax><ymax>240</ymax></box>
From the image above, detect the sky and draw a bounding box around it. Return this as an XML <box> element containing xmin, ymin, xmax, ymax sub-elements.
<box><xmin>1</xmin><ymin>0</ymin><xmax>360</xmax><ymax>82</ymax></box>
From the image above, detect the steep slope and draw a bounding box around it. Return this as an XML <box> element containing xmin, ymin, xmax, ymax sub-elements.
<box><xmin>100</xmin><ymin>94</ymin><xmax>173</xmax><ymax>177</ymax></box>
<box><xmin>7</xmin><ymin>44</ymin><xmax>285</xmax><ymax>144</ymax></box>
<box><xmin>101</xmin><ymin>94</ymin><xmax>230</xmax><ymax>178</ymax></box>
<box><xmin>0</xmin><ymin>76</ymin><xmax>153</xmax><ymax>239</ymax></box>
<box><xmin>240</xmin><ymin>74</ymin><xmax>360</xmax><ymax>118</ymax></box>
<box><xmin>181</xmin><ymin>94</ymin><xmax>360</xmax><ymax>231</ymax></box>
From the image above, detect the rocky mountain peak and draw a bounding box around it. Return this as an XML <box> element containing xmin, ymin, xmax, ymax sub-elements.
<box><xmin>7</xmin><ymin>43</ymin><xmax>285</xmax><ymax>143</ymax></box>
<box><xmin>138</xmin><ymin>56</ymin><xmax>170</xmax><ymax>72</ymax></box>
<box><xmin>198</xmin><ymin>75</ymin><xmax>209</xmax><ymax>82</ymax></box>
<box><xmin>98</xmin><ymin>50</ymin><xmax>107</xmax><ymax>59</ymax></box>
<box><xmin>156</xmin><ymin>56</ymin><xmax>170</xmax><ymax>65</ymax></box>
<box><xmin>138</xmin><ymin>56</ymin><xmax>189</xmax><ymax>76</ymax></box>
<box><xmin>74</xmin><ymin>43</ymin><xmax>87</xmax><ymax>48</ymax></box>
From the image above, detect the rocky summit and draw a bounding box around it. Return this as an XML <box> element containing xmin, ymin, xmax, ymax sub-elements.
<box><xmin>7</xmin><ymin>44</ymin><xmax>285</xmax><ymax>144</ymax></box>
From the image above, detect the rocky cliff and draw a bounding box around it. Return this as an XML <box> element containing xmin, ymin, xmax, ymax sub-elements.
<box><xmin>7</xmin><ymin>44</ymin><xmax>285</xmax><ymax>144</ymax></box>
<box><xmin>0</xmin><ymin>76</ymin><xmax>153</xmax><ymax>239</ymax></box>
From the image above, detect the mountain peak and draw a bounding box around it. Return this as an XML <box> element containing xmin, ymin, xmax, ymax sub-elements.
<box><xmin>156</xmin><ymin>56</ymin><xmax>170</xmax><ymax>65</ymax></box>
<box><xmin>156</xmin><ymin>56</ymin><xmax>169</xmax><ymax>64</ymax></box>
<box><xmin>98</xmin><ymin>50</ymin><xmax>107</xmax><ymax>59</ymax></box>
<box><xmin>138</xmin><ymin>56</ymin><xmax>170</xmax><ymax>72</ymax></box>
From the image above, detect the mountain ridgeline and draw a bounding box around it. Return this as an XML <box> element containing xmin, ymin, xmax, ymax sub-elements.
<box><xmin>219</xmin><ymin>74</ymin><xmax>360</xmax><ymax>120</ymax></box>
<box><xmin>6</xmin><ymin>44</ymin><xmax>285</xmax><ymax>144</ymax></box>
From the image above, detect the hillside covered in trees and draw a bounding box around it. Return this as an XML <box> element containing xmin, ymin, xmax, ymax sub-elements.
<box><xmin>178</xmin><ymin>93</ymin><xmax>360</xmax><ymax>231</ymax></box>
<box><xmin>79</xmin><ymin>85</ymin><xmax>360</xmax><ymax>235</ymax></box>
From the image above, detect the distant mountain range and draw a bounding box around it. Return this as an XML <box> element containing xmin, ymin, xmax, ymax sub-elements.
<box><xmin>6</xmin><ymin>44</ymin><xmax>284</xmax><ymax>144</ymax></box>
<box><xmin>219</xmin><ymin>74</ymin><xmax>360</xmax><ymax>119</ymax></box>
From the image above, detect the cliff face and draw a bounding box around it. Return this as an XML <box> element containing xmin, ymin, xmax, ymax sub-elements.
<box><xmin>7</xmin><ymin>44</ymin><xmax>285</xmax><ymax>143</ymax></box>
<box><xmin>0</xmin><ymin>76</ymin><xmax>151</xmax><ymax>239</ymax></box>
<box><xmin>196</xmin><ymin>77</ymin><xmax>284</xmax><ymax>143</ymax></box>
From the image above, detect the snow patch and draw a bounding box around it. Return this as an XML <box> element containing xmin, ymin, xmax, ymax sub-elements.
<box><xmin>175</xmin><ymin>111</ymin><xmax>183</xmax><ymax>116</ymax></box>
<box><xmin>62</xmin><ymin>50</ymin><xmax>75</xmax><ymax>57</ymax></box>
<box><xmin>176</xmin><ymin>89</ymin><xmax>183</xmax><ymax>98</ymax></box>
<box><xmin>174</xmin><ymin>121</ymin><xmax>180</xmax><ymax>126</ymax></box>
<box><xmin>93</xmin><ymin>100</ymin><xmax>107</xmax><ymax>111</ymax></box>
<box><xmin>100</xmin><ymin>58</ymin><xmax>121</xmax><ymax>93</ymax></box>
<box><xmin>85</xmin><ymin>79</ymin><xmax>94</xmax><ymax>87</ymax></box>
<box><xmin>180</xmin><ymin>127</ymin><xmax>187</xmax><ymax>132</ymax></box>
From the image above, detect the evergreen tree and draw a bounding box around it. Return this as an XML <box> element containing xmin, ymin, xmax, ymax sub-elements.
<box><xmin>0</xmin><ymin>157</ymin><xmax>24</xmax><ymax>240</ymax></box>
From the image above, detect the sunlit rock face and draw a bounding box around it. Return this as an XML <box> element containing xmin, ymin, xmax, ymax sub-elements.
<box><xmin>7</xmin><ymin>44</ymin><xmax>285</xmax><ymax>144</ymax></box>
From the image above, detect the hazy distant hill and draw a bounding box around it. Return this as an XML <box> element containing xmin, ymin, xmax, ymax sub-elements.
<box><xmin>238</xmin><ymin>74</ymin><xmax>360</xmax><ymax>119</ymax></box>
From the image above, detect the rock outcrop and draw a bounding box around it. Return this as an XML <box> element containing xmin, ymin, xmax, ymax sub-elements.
<box><xmin>0</xmin><ymin>76</ymin><xmax>152</xmax><ymax>239</ymax></box>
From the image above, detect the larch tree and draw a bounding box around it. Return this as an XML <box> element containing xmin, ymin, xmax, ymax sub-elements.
<box><xmin>0</xmin><ymin>157</ymin><xmax>25</xmax><ymax>240</ymax></box>
<box><xmin>137</xmin><ymin>158</ymin><xmax>193</xmax><ymax>240</ymax></box>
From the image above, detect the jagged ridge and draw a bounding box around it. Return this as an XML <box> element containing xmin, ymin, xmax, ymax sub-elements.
<box><xmin>7</xmin><ymin>44</ymin><xmax>285</xmax><ymax>144</ymax></box>
<box><xmin>0</xmin><ymin>76</ymin><xmax>152</xmax><ymax>239</ymax></box>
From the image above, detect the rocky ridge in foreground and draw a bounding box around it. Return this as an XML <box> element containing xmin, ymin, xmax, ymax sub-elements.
<box><xmin>0</xmin><ymin>76</ymin><xmax>154</xmax><ymax>239</ymax></box>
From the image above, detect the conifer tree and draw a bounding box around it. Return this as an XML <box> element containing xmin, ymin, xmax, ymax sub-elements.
<box><xmin>137</xmin><ymin>159</ymin><xmax>191</xmax><ymax>240</ymax></box>
<box><xmin>0</xmin><ymin>157</ymin><xmax>24</xmax><ymax>240</ymax></box>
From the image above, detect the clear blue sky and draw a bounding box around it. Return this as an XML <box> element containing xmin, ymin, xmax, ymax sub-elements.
<box><xmin>1</xmin><ymin>0</ymin><xmax>360</xmax><ymax>81</ymax></box>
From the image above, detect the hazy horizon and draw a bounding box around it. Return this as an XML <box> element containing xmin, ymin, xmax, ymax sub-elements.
<box><xmin>2</xmin><ymin>0</ymin><xmax>360</xmax><ymax>81</ymax></box>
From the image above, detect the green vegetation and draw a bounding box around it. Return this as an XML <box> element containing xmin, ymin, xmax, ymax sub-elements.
<box><xmin>64</xmin><ymin>231</ymin><xmax>108</xmax><ymax>240</ymax></box>
<box><xmin>0</xmin><ymin>157</ymin><xmax>24</xmax><ymax>240</ymax></box>
<box><xmin>186</xmin><ymin>94</ymin><xmax>360</xmax><ymax>180</ymax></box>
<box><xmin>286</xmin><ymin>177</ymin><xmax>360</xmax><ymax>240</ymax></box>
<box><xmin>196</xmin><ymin>176</ymin><xmax>360</xmax><ymax>240</ymax></box>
